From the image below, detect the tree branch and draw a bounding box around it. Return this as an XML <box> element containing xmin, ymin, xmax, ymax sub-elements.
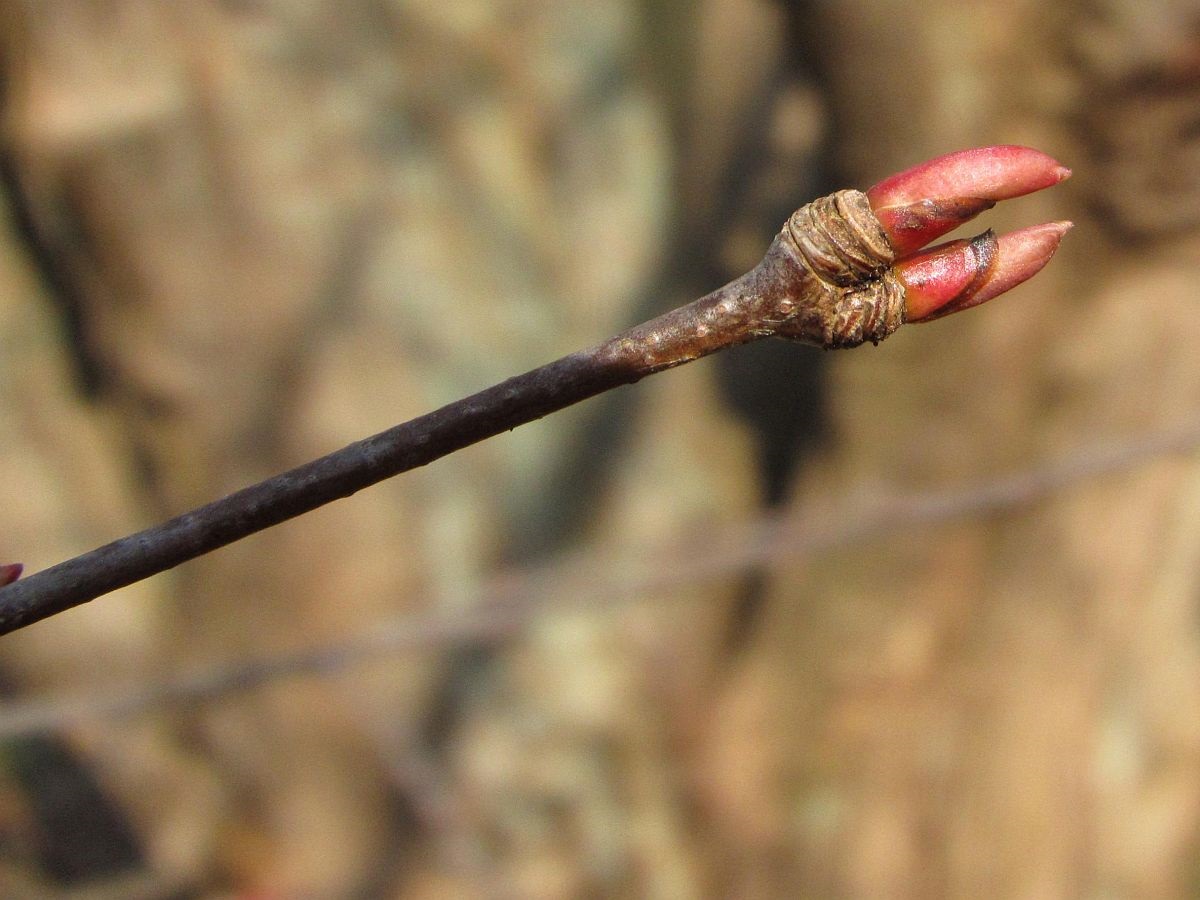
<box><xmin>0</xmin><ymin>148</ymin><xmax>1073</xmax><ymax>635</ymax></box>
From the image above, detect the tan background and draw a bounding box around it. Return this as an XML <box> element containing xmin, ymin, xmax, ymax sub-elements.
<box><xmin>1</xmin><ymin>0</ymin><xmax>1198</xmax><ymax>896</ymax></box>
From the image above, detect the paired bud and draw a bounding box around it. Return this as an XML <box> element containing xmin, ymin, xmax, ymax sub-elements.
<box><xmin>0</xmin><ymin>564</ymin><xmax>21</xmax><ymax>587</ymax></box>
<box><xmin>866</xmin><ymin>145</ymin><xmax>1072</xmax><ymax>324</ymax></box>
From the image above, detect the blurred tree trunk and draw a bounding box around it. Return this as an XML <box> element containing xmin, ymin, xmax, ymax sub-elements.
<box><xmin>704</xmin><ymin>1</ymin><xmax>1200</xmax><ymax>896</ymax></box>
<box><xmin>1</xmin><ymin>0</ymin><xmax>1198</xmax><ymax>896</ymax></box>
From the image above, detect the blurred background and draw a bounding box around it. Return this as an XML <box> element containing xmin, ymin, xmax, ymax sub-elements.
<box><xmin>0</xmin><ymin>0</ymin><xmax>1198</xmax><ymax>896</ymax></box>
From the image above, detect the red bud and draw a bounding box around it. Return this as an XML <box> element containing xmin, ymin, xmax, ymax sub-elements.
<box><xmin>0</xmin><ymin>563</ymin><xmax>22</xmax><ymax>587</ymax></box>
<box><xmin>895</xmin><ymin>221</ymin><xmax>1073</xmax><ymax>322</ymax></box>
<box><xmin>867</xmin><ymin>146</ymin><xmax>1071</xmax><ymax>256</ymax></box>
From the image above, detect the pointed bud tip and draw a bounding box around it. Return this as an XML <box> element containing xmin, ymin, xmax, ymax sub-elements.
<box><xmin>868</xmin><ymin>145</ymin><xmax>1072</xmax><ymax>207</ymax></box>
<box><xmin>961</xmin><ymin>220</ymin><xmax>1072</xmax><ymax>309</ymax></box>
<box><xmin>898</xmin><ymin>220</ymin><xmax>1072</xmax><ymax>323</ymax></box>
<box><xmin>867</xmin><ymin>146</ymin><xmax>1071</xmax><ymax>255</ymax></box>
<box><xmin>0</xmin><ymin>563</ymin><xmax>22</xmax><ymax>587</ymax></box>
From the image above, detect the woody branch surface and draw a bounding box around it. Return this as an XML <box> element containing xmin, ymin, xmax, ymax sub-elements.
<box><xmin>0</xmin><ymin>146</ymin><xmax>1071</xmax><ymax>636</ymax></box>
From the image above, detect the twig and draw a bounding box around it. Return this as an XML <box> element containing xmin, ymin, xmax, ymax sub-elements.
<box><xmin>0</xmin><ymin>191</ymin><xmax>893</xmax><ymax>634</ymax></box>
<box><xmin>0</xmin><ymin>147</ymin><xmax>1074</xmax><ymax>635</ymax></box>
<box><xmin>4</xmin><ymin>415</ymin><xmax>1196</xmax><ymax>740</ymax></box>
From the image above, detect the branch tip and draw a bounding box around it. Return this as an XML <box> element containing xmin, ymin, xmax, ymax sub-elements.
<box><xmin>0</xmin><ymin>147</ymin><xmax>1076</xmax><ymax>636</ymax></box>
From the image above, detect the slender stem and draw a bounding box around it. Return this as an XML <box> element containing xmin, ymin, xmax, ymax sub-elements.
<box><xmin>0</xmin><ymin>265</ymin><xmax>783</xmax><ymax>635</ymax></box>
<box><xmin>0</xmin><ymin>187</ymin><xmax>901</xmax><ymax>636</ymax></box>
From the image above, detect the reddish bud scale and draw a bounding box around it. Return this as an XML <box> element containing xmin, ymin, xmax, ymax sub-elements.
<box><xmin>858</xmin><ymin>145</ymin><xmax>1073</xmax><ymax>323</ymax></box>
<box><xmin>892</xmin><ymin>231</ymin><xmax>998</xmax><ymax>322</ymax></box>
<box><xmin>867</xmin><ymin>145</ymin><xmax>1072</xmax><ymax>256</ymax></box>
<box><xmin>871</xmin><ymin>198</ymin><xmax>996</xmax><ymax>259</ymax></box>
<box><xmin>895</xmin><ymin>221</ymin><xmax>1074</xmax><ymax>322</ymax></box>
<box><xmin>0</xmin><ymin>564</ymin><xmax>21</xmax><ymax>587</ymax></box>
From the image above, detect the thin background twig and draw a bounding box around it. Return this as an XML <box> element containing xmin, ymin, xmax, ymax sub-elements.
<box><xmin>3</xmin><ymin>416</ymin><xmax>1197</xmax><ymax>741</ymax></box>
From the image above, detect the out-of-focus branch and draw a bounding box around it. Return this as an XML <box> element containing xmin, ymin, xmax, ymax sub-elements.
<box><xmin>4</xmin><ymin>415</ymin><xmax>1195</xmax><ymax>740</ymax></box>
<box><xmin>0</xmin><ymin>146</ymin><xmax>1071</xmax><ymax>635</ymax></box>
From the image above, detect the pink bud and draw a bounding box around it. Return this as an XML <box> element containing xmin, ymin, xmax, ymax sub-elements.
<box><xmin>0</xmin><ymin>563</ymin><xmax>21</xmax><ymax>587</ymax></box>
<box><xmin>867</xmin><ymin>146</ymin><xmax>1072</xmax><ymax>256</ymax></box>
<box><xmin>895</xmin><ymin>221</ymin><xmax>1073</xmax><ymax>322</ymax></box>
